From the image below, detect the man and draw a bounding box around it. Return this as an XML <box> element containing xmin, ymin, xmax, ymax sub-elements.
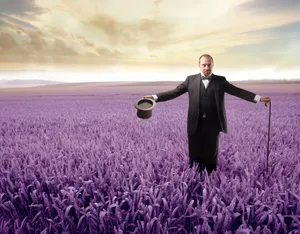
<box><xmin>143</xmin><ymin>54</ymin><xmax>271</xmax><ymax>175</ymax></box>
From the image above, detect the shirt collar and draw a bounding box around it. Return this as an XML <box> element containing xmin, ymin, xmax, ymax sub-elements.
<box><xmin>200</xmin><ymin>72</ymin><xmax>213</xmax><ymax>78</ymax></box>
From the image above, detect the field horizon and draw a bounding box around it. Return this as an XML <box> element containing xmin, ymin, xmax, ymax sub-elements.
<box><xmin>0</xmin><ymin>80</ymin><xmax>300</xmax><ymax>97</ymax></box>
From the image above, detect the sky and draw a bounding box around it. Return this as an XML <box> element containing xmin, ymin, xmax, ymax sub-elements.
<box><xmin>0</xmin><ymin>0</ymin><xmax>299</xmax><ymax>82</ymax></box>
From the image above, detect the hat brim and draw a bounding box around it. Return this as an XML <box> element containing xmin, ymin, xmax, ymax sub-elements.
<box><xmin>134</xmin><ymin>98</ymin><xmax>157</xmax><ymax>119</ymax></box>
<box><xmin>134</xmin><ymin>98</ymin><xmax>157</xmax><ymax>111</ymax></box>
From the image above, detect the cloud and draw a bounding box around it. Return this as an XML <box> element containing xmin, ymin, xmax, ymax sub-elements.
<box><xmin>0</xmin><ymin>13</ymin><xmax>38</xmax><ymax>30</ymax></box>
<box><xmin>0</xmin><ymin>0</ymin><xmax>299</xmax><ymax>70</ymax></box>
<box><xmin>236</xmin><ymin>0</ymin><xmax>300</xmax><ymax>14</ymax></box>
<box><xmin>0</xmin><ymin>0</ymin><xmax>45</xmax><ymax>15</ymax></box>
<box><xmin>0</xmin><ymin>26</ymin><xmax>78</xmax><ymax>58</ymax></box>
<box><xmin>87</xmin><ymin>12</ymin><xmax>175</xmax><ymax>49</ymax></box>
<box><xmin>0</xmin><ymin>18</ymin><xmax>9</xmax><ymax>29</ymax></box>
<box><xmin>83</xmin><ymin>39</ymin><xmax>94</xmax><ymax>47</ymax></box>
<box><xmin>245</xmin><ymin>20</ymin><xmax>300</xmax><ymax>36</ymax></box>
<box><xmin>217</xmin><ymin>20</ymin><xmax>300</xmax><ymax>68</ymax></box>
<box><xmin>96</xmin><ymin>47</ymin><xmax>122</xmax><ymax>58</ymax></box>
<box><xmin>0</xmin><ymin>32</ymin><xmax>18</xmax><ymax>50</ymax></box>
<box><xmin>148</xmin><ymin>0</ymin><xmax>163</xmax><ymax>15</ymax></box>
<box><xmin>153</xmin><ymin>0</ymin><xmax>163</xmax><ymax>7</ymax></box>
<box><xmin>52</xmin><ymin>39</ymin><xmax>78</xmax><ymax>56</ymax></box>
<box><xmin>227</xmin><ymin>20</ymin><xmax>300</xmax><ymax>53</ymax></box>
<box><xmin>88</xmin><ymin>13</ymin><xmax>136</xmax><ymax>45</ymax></box>
<box><xmin>0</xmin><ymin>15</ymin><xmax>125</xmax><ymax>66</ymax></box>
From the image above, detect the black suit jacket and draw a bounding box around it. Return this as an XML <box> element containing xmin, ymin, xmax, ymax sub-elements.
<box><xmin>155</xmin><ymin>73</ymin><xmax>258</xmax><ymax>136</ymax></box>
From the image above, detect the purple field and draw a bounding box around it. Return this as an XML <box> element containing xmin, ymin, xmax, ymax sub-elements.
<box><xmin>0</xmin><ymin>82</ymin><xmax>300</xmax><ymax>233</ymax></box>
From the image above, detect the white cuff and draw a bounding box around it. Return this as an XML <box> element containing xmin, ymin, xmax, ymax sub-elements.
<box><xmin>254</xmin><ymin>95</ymin><xmax>261</xmax><ymax>103</ymax></box>
<box><xmin>152</xmin><ymin>95</ymin><xmax>158</xmax><ymax>101</ymax></box>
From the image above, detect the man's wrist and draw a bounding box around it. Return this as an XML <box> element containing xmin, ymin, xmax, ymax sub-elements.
<box><xmin>152</xmin><ymin>95</ymin><xmax>158</xmax><ymax>101</ymax></box>
<box><xmin>254</xmin><ymin>95</ymin><xmax>261</xmax><ymax>103</ymax></box>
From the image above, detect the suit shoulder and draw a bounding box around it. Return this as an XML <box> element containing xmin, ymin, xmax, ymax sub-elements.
<box><xmin>186</xmin><ymin>74</ymin><xmax>198</xmax><ymax>79</ymax></box>
<box><xmin>213</xmin><ymin>74</ymin><xmax>227</xmax><ymax>83</ymax></box>
<box><xmin>213</xmin><ymin>74</ymin><xmax>226</xmax><ymax>79</ymax></box>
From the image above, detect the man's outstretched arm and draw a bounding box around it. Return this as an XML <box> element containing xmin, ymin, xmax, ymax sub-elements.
<box><xmin>143</xmin><ymin>76</ymin><xmax>189</xmax><ymax>102</ymax></box>
<box><xmin>224</xmin><ymin>77</ymin><xmax>271</xmax><ymax>104</ymax></box>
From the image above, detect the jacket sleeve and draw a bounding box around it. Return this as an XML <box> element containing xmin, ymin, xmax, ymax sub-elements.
<box><xmin>155</xmin><ymin>76</ymin><xmax>189</xmax><ymax>102</ymax></box>
<box><xmin>223</xmin><ymin>77</ymin><xmax>257</xmax><ymax>103</ymax></box>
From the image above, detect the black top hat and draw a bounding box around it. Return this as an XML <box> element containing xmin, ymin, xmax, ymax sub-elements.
<box><xmin>134</xmin><ymin>98</ymin><xmax>157</xmax><ymax>119</ymax></box>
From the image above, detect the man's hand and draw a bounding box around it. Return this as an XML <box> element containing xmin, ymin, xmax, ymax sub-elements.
<box><xmin>260</xmin><ymin>97</ymin><xmax>271</xmax><ymax>107</ymax></box>
<box><xmin>143</xmin><ymin>95</ymin><xmax>154</xmax><ymax>100</ymax></box>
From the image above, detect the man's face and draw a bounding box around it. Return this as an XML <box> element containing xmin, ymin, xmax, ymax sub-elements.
<box><xmin>199</xmin><ymin>57</ymin><xmax>213</xmax><ymax>76</ymax></box>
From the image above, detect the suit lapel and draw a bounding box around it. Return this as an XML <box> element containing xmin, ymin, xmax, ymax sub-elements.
<box><xmin>212</xmin><ymin>74</ymin><xmax>218</xmax><ymax>90</ymax></box>
<box><xmin>194</xmin><ymin>73</ymin><xmax>201</xmax><ymax>101</ymax></box>
<box><xmin>212</xmin><ymin>74</ymin><xmax>220</xmax><ymax>108</ymax></box>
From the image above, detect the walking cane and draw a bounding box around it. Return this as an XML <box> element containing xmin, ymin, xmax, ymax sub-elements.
<box><xmin>266</xmin><ymin>101</ymin><xmax>271</xmax><ymax>178</ymax></box>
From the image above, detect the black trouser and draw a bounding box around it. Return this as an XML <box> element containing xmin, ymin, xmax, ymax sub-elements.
<box><xmin>188</xmin><ymin>117</ymin><xmax>220</xmax><ymax>174</ymax></box>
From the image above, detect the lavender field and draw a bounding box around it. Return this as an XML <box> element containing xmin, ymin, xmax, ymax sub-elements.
<box><xmin>0</xmin><ymin>83</ymin><xmax>300</xmax><ymax>233</ymax></box>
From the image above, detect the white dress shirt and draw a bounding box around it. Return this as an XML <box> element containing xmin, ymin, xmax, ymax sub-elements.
<box><xmin>152</xmin><ymin>72</ymin><xmax>261</xmax><ymax>106</ymax></box>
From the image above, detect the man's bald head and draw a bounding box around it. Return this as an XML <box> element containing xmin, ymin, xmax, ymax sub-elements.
<box><xmin>199</xmin><ymin>54</ymin><xmax>214</xmax><ymax>65</ymax></box>
<box><xmin>199</xmin><ymin>54</ymin><xmax>214</xmax><ymax>76</ymax></box>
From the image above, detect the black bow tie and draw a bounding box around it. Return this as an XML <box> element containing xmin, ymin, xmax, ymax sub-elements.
<box><xmin>201</xmin><ymin>76</ymin><xmax>211</xmax><ymax>80</ymax></box>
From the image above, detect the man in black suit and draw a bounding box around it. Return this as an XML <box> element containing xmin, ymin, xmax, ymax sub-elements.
<box><xmin>144</xmin><ymin>54</ymin><xmax>271</xmax><ymax>175</ymax></box>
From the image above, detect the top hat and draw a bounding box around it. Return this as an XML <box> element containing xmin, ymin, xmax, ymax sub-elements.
<box><xmin>134</xmin><ymin>98</ymin><xmax>157</xmax><ymax>119</ymax></box>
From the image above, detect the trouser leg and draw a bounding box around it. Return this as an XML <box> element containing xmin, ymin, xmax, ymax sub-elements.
<box><xmin>188</xmin><ymin>118</ymin><xmax>220</xmax><ymax>174</ymax></box>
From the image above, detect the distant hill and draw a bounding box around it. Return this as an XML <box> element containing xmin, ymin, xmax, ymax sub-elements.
<box><xmin>0</xmin><ymin>79</ymin><xmax>64</xmax><ymax>88</ymax></box>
